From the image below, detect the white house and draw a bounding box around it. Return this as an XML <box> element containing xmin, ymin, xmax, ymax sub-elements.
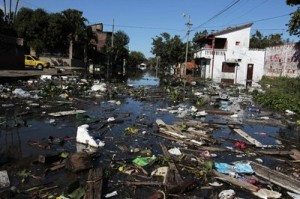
<box><xmin>194</xmin><ymin>23</ymin><xmax>265</xmax><ymax>87</ymax></box>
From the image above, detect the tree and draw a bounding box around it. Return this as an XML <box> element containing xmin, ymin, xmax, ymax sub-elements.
<box><xmin>127</xmin><ymin>51</ymin><xmax>146</xmax><ymax>68</ymax></box>
<box><xmin>105</xmin><ymin>30</ymin><xmax>130</xmax><ymax>67</ymax></box>
<box><xmin>14</xmin><ymin>8</ymin><xmax>48</xmax><ymax>54</ymax></box>
<box><xmin>45</xmin><ymin>13</ymin><xmax>69</xmax><ymax>54</ymax></box>
<box><xmin>0</xmin><ymin>8</ymin><xmax>16</xmax><ymax>36</ymax></box>
<box><xmin>62</xmin><ymin>9</ymin><xmax>87</xmax><ymax>41</ymax></box>
<box><xmin>192</xmin><ymin>30</ymin><xmax>208</xmax><ymax>52</ymax></box>
<box><xmin>250</xmin><ymin>31</ymin><xmax>284</xmax><ymax>48</ymax></box>
<box><xmin>286</xmin><ymin>0</ymin><xmax>300</xmax><ymax>37</ymax></box>
<box><xmin>151</xmin><ymin>32</ymin><xmax>185</xmax><ymax>73</ymax></box>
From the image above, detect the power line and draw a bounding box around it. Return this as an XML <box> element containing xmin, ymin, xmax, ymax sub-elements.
<box><xmin>191</xmin><ymin>0</ymin><xmax>241</xmax><ymax>32</ymax></box>
<box><xmin>234</xmin><ymin>0</ymin><xmax>269</xmax><ymax>21</ymax></box>
<box><xmin>102</xmin><ymin>23</ymin><xmax>184</xmax><ymax>32</ymax></box>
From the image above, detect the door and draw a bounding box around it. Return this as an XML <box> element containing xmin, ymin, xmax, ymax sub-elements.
<box><xmin>246</xmin><ymin>64</ymin><xmax>254</xmax><ymax>87</ymax></box>
<box><xmin>25</xmin><ymin>56</ymin><xmax>34</xmax><ymax>67</ymax></box>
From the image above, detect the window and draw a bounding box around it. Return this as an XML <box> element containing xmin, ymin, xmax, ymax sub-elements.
<box><xmin>235</xmin><ymin>41</ymin><xmax>240</xmax><ymax>46</ymax></box>
<box><xmin>221</xmin><ymin>78</ymin><xmax>234</xmax><ymax>85</ymax></box>
<box><xmin>222</xmin><ymin>62</ymin><xmax>235</xmax><ymax>73</ymax></box>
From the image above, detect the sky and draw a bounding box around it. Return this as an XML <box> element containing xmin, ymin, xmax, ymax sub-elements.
<box><xmin>2</xmin><ymin>0</ymin><xmax>299</xmax><ymax>58</ymax></box>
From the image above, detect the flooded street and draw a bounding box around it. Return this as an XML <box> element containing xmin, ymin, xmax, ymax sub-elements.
<box><xmin>0</xmin><ymin>70</ymin><xmax>299</xmax><ymax>198</ymax></box>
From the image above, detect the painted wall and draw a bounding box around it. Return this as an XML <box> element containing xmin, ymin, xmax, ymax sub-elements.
<box><xmin>264</xmin><ymin>44</ymin><xmax>300</xmax><ymax>78</ymax></box>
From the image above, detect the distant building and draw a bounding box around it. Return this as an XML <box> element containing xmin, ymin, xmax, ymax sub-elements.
<box><xmin>0</xmin><ymin>34</ymin><xmax>24</xmax><ymax>70</ymax></box>
<box><xmin>89</xmin><ymin>23</ymin><xmax>112</xmax><ymax>52</ymax></box>
<box><xmin>264</xmin><ymin>43</ymin><xmax>300</xmax><ymax>78</ymax></box>
<box><xmin>194</xmin><ymin>23</ymin><xmax>265</xmax><ymax>87</ymax></box>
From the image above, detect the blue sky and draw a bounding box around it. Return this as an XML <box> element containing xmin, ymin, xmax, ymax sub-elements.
<box><xmin>2</xmin><ymin>0</ymin><xmax>299</xmax><ymax>58</ymax></box>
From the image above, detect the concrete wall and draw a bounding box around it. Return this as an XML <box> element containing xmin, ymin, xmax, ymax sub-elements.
<box><xmin>0</xmin><ymin>34</ymin><xmax>25</xmax><ymax>70</ymax></box>
<box><xmin>264</xmin><ymin>44</ymin><xmax>300</xmax><ymax>78</ymax></box>
<box><xmin>209</xmin><ymin>49</ymin><xmax>265</xmax><ymax>85</ymax></box>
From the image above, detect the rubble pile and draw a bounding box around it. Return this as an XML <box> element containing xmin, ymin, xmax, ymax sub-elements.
<box><xmin>0</xmin><ymin>74</ymin><xmax>299</xmax><ymax>199</ymax></box>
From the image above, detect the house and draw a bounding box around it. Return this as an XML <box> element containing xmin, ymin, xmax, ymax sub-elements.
<box><xmin>264</xmin><ymin>43</ymin><xmax>300</xmax><ymax>78</ymax></box>
<box><xmin>194</xmin><ymin>23</ymin><xmax>265</xmax><ymax>87</ymax></box>
<box><xmin>89</xmin><ymin>23</ymin><xmax>112</xmax><ymax>52</ymax></box>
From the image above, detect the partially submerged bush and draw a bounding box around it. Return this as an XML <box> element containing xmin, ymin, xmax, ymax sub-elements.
<box><xmin>253</xmin><ymin>76</ymin><xmax>300</xmax><ymax>114</ymax></box>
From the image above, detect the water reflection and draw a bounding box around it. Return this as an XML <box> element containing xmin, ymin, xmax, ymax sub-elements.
<box><xmin>127</xmin><ymin>71</ymin><xmax>159</xmax><ymax>87</ymax></box>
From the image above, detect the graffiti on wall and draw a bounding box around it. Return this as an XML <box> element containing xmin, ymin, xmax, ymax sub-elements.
<box><xmin>264</xmin><ymin>44</ymin><xmax>299</xmax><ymax>78</ymax></box>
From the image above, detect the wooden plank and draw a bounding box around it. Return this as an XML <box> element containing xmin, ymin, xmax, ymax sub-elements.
<box><xmin>256</xmin><ymin>150</ymin><xmax>292</xmax><ymax>156</ymax></box>
<box><xmin>84</xmin><ymin>168</ymin><xmax>103</xmax><ymax>199</ymax></box>
<box><xmin>213</xmin><ymin>170</ymin><xmax>259</xmax><ymax>192</ymax></box>
<box><xmin>159</xmin><ymin>143</ymin><xmax>183</xmax><ymax>185</ymax></box>
<box><xmin>250</xmin><ymin>161</ymin><xmax>300</xmax><ymax>194</ymax></box>
<box><xmin>290</xmin><ymin>149</ymin><xmax>300</xmax><ymax>161</ymax></box>
<box><xmin>233</xmin><ymin>128</ymin><xmax>263</xmax><ymax>147</ymax></box>
<box><xmin>244</xmin><ymin>119</ymin><xmax>285</xmax><ymax>127</ymax></box>
<box><xmin>205</xmin><ymin>110</ymin><xmax>234</xmax><ymax>115</ymax></box>
<box><xmin>48</xmin><ymin>110</ymin><xmax>86</xmax><ymax>117</ymax></box>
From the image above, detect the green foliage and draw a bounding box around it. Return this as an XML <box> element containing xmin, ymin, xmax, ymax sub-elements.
<box><xmin>127</xmin><ymin>51</ymin><xmax>146</xmax><ymax>68</ymax></box>
<box><xmin>105</xmin><ymin>30</ymin><xmax>130</xmax><ymax>67</ymax></box>
<box><xmin>253</xmin><ymin>77</ymin><xmax>300</xmax><ymax>114</ymax></box>
<box><xmin>0</xmin><ymin>8</ymin><xmax>17</xmax><ymax>36</ymax></box>
<box><xmin>195</xmin><ymin>97</ymin><xmax>205</xmax><ymax>107</ymax></box>
<box><xmin>14</xmin><ymin>7</ymin><xmax>89</xmax><ymax>55</ymax></box>
<box><xmin>286</xmin><ymin>1</ymin><xmax>300</xmax><ymax>37</ymax></box>
<box><xmin>288</xmin><ymin>8</ymin><xmax>300</xmax><ymax>37</ymax></box>
<box><xmin>151</xmin><ymin>32</ymin><xmax>185</xmax><ymax>73</ymax></box>
<box><xmin>192</xmin><ymin>30</ymin><xmax>208</xmax><ymax>52</ymax></box>
<box><xmin>45</xmin><ymin>13</ymin><xmax>70</xmax><ymax>53</ymax></box>
<box><xmin>62</xmin><ymin>9</ymin><xmax>87</xmax><ymax>40</ymax></box>
<box><xmin>250</xmin><ymin>31</ymin><xmax>285</xmax><ymax>49</ymax></box>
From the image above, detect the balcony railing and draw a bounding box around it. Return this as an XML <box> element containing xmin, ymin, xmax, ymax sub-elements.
<box><xmin>195</xmin><ymin>48</ymin><xmax>226</xmax><ymax>59</ymax></box>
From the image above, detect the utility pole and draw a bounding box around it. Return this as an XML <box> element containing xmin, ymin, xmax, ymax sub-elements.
<box><xmin>112</xmin><ymin>18</ymin><xmax>114</xmax><ymax>48</ymax></box>
<box><xmin>14</xmin><ymin>0</ymin><xmax>20</xmax><ymax>22</ymax></box>
<box><xmin>107</xmin><ymin>19</ymin><xmax>114</xmax><ymax>80</ymax></box>
<box><xmin>9</xmin><ymin>0</ymin><xmax>11</xmax><ymax>22</ymax></box>
<box><xmin>3</xmin><ymin>0</ymin><xmax>7</xmax><ymax>16</ymax></box>
<box><xmin>183</xmin><ymin>14</ymin><xmax>192</xmax><ymax>77</ymax></box>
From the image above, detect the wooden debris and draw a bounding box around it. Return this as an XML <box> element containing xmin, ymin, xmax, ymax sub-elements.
<box><xmin>213</xmin><ymin>170</ymin><xmax>259</xmax><ymax>192</ymax></box>
<box><xmin>84</xmin><ymin>168</ymin><xmax>103</xmax><ymax>199</ymax></box>
<box><xmin>244</xmin><ymin>118</ymin><xmax>285</xmax><ymax>127</ymax></box>
<box><xmin>156</xmin><ymin>119</ymin><xmax>216</xmax><ymax>147</ymax></box>
<box><xmin>255</xmin><ymin>150</ymin><xmax>292</xmax><ymax>156</ymax></box>
<box><xmin>290</xmin><ymin>149</ymin><xmax>300</xmax><ymax>161</ymax></box>
<box><xmin>160</xmin><ymin>142</ymin><xmax>183</xmax><ymax>185</ymax></box>
<box><xmin>48</xmin><ymin>110</ymin><xmax>86</xmax><ymax>117</ymax></box>
<box><xmin>109</xmin><ymin>180</ymin><xmax>163</xmax><ymax>186</ymax></box>
<box><xmin>233</xmin><ymin>128</ymin><xmax>263</xmax><ymax>147</ymax></box>
<box><xmin>205</xmin><ymin>110</ymin><xmax>234</xmax><ymax>115</ymax></box>
<box><xmin>160</xmin><ymin>143</ymin><xmax>196</xmax><ymax>194</ymax></box>
<box><xmin>48</xmin><ymin>163</ymin><xmax>65</xmax><ymax>172</ymax></box>
<box><xmin>250</xmin><ymin>161</ymin><xmax>300</xmax><ymax>194</ymax></box>
<box><xmin>65</xmin><ymin>152</ymin><xmax>95</xmax><ymax>172</ymax></box>
<box><xmin>117</xmin><ymin>144</ymin><xmax>130</xmax><ymax>153</ymax></box>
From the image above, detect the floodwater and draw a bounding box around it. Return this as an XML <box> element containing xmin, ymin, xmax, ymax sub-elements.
<box><xmin>0</xmin><ymin>69</ymin><xmax>299</xmax><ymax>198</ymax></box>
